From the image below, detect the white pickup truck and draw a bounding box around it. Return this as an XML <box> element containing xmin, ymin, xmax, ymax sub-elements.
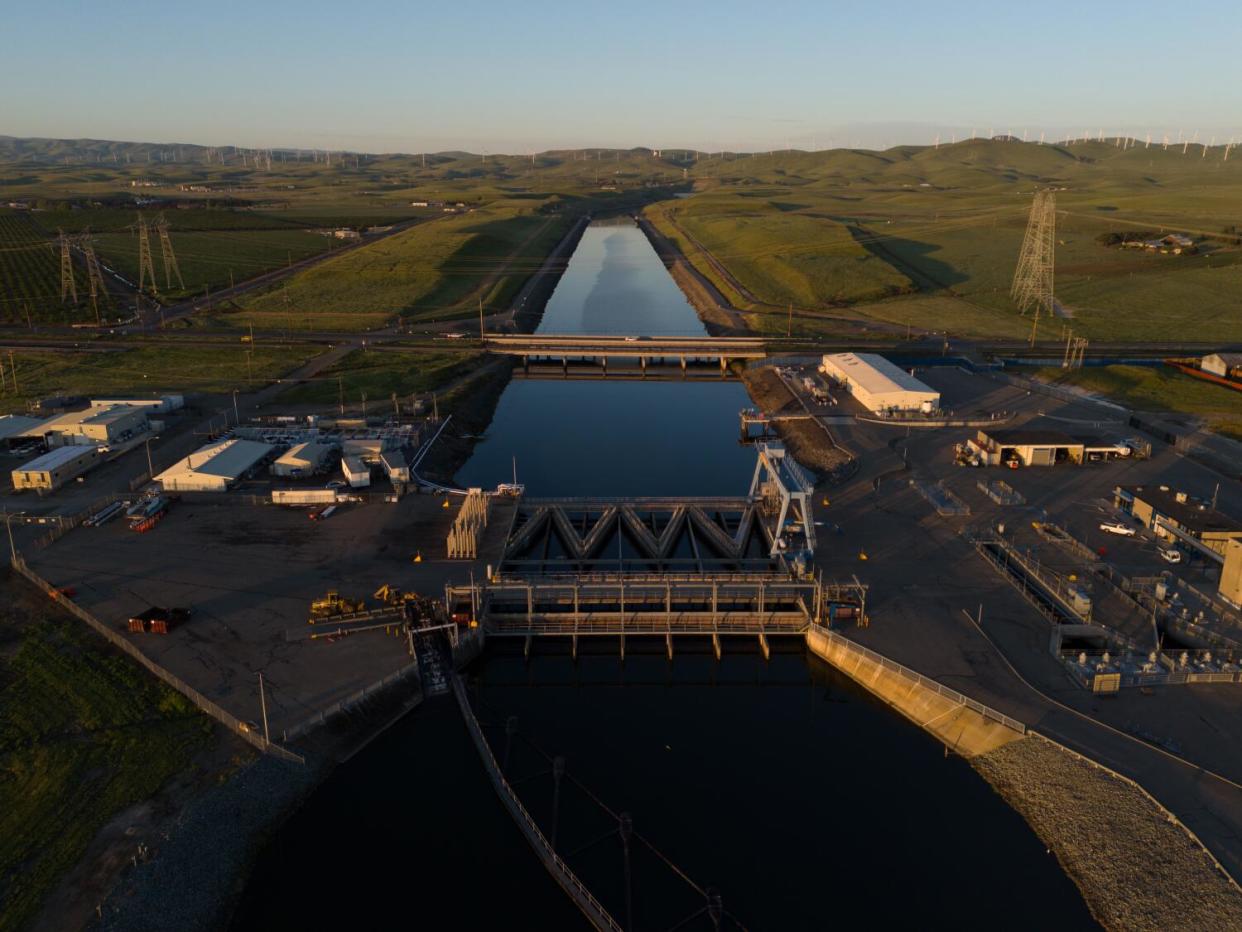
<box><xmin>1099</xmin><ymin>522</ymin><xmax>1137</xmax><ymax>537</ymax></box>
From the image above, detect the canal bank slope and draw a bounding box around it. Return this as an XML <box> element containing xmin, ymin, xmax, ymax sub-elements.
<box><xmin>808</xmin><ymin>626</ymin><xmax>1242</xmax><ymax>929</ymax></box>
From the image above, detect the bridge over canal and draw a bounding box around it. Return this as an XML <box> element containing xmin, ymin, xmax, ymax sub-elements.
<box><xmin>484</xmin><ymin>333</ymin><xmax>767</xmax><ymax>376</ymax></box>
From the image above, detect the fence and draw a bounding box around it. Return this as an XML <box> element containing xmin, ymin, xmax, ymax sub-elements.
<box><xmin>977</xmin><ymin>478</ymin><xmax>1025</xmax><ymax>506</ymax></box>
<box><xmin>10</xmin><ymin>556</ymin><xmax>304</xmax><ymax>764</ymax></box>
<box><xmin>452</xmin><ymin>675</ymin><xmax>623</xmax><ymax>932</ymax></box>
<box><xmin>810</xmin><ymin>623</ymin><xmax>1027</xmax><ymax>734</ymax></box>
<box><xmin>282</xmin><ymin>663</ymin><xmax>423</xmax><ymax>742</ymax></box>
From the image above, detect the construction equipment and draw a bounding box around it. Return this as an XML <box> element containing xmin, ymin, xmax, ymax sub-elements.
<box><xmin>374</xmin><ymin>583</ymin><xmax>421</xmax><ymax>605</ymax></box>
<box><xmin>310</xmin><ymin>590</ymin><xmax>366</xmax><ymax>620</ymax></box>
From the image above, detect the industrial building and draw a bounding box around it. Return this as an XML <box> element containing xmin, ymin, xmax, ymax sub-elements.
<box><xmin>1114</xmin><ymin>485</ymin><xmax>1242</xmax><ymax>559</ymax></box>
<box><xmin>820</xmin><ymin>353</ymin><xmax>940</xmax><ymax>415</ymax></box>
<box><xmin>89</xmin><ymin>394</ymin><xmax>184</xmax><ymax>414</ymax></box>
<box><xmin>20</xmin><ymin>405</ymin><xmax>150</xmax><ymax>447</ymax></box>
<box><xmin>1201</xmin><ymin>353</ymin><xmax>1242</xmax><ymax>380</ymax></box>
<box><xmin>1221</xmin><ymin>541</ymin><xmax>1242</xmax><ymax>608</ymax></box>
<box><xmin>11</xmin><ymin>445</ymin><xmax>101</xmax><ymax>492</ymax></box>
<box><xmin>966</xmin><ymin>427</ymin><xmax>1130</xmax><ymax>467</ymax></box>
<box><xmin>155</xmin><ymin>438</ymin><xmax>274</xmax><ymax>492</ymax></box>
<box><xmin>342</xmin><ymin>436</ymin><xmax>397</xmax><ymax>463</ymax></box>
<box><xmin>0</xmin><ymin>414</ymin><xmax>47</xmax><ymax>448</ymax></box>
<box><xmin>341</xmin><ymin>455</ymin><xmax>371</xmax><ymax>488</ymax></box>
<box><xmin>271</xmin><ymin>441</ymin><xmax>336</xmax><ymax>477</ymax></box>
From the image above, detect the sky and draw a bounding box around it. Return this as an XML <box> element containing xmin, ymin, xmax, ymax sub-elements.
<box><xmin>4</xmin><ymin>0</ymin><xmax>1241</xmax><ymax>153</ymax></box>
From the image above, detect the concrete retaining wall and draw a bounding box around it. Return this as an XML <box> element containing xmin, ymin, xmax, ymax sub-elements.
<box><xmin>806</xmin><ymin>626</ymin><xmax>1023</xmax><ymax>757</ymax></box>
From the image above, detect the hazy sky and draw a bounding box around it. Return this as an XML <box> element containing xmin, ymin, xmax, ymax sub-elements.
<box><xmin>5</xmin><ymin>0</ymin><xmax>1240</xmax><ymax>153</ymax></box>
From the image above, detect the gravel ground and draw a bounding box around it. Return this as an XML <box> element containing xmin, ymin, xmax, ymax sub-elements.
<box><xmin>93</xmin><ymin>754</ymin><xmax>325</xmax><ymax>932</ymax></box>
<box><xmin>974</xmin><ymin>734</ymin><xmax>1242</xmax><ymax>931</ymax></box>
<box><xmin>741</xmin><ymin>369</ymin><xmax>853</xmax><ymax>476</ymax></box>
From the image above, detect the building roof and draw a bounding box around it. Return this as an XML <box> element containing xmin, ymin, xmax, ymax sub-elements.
<box><xmin>341</xmin><ymin>455</ymin><xmax>368</xmax><ymax>473</ymax></box>
<box><xmin>157</xmin><ymin>438</ymin><xmax>273</xmax><ymax>483</ymax></box>
<box><xmin>23</xmin><ymin>404</ymin><xmax>145</xmax><ymax>436</ymax></box>
<box><xmin>982</xmin><ymin>428</ymin><xmax>1081</xmax><ymax>447</ymax></box>
<box><xmin>14</xmin><ymin>445</ymin><xmax>96</xmax><ymax>472</ymax></box>
<box><xmin>275</xmin><ymin>441</ymin><xmax>334</xmax><ymax>466</ymax></box>
<box><xmin>1205</xmin><ymin>352</ymin><xmax>1242</xmax><ymax>367</ymax></box>
<box><xmin>380</xmin><ymin>447</ymin><xmax>415</xmax><ymax>470</ymax></box>
<box><xmin>1121</xmin><ymin>485</ymin><xmax>1242</xmax><ymax>535</ymax></box>
<box><xmin>822</xmin><ymin>353</ymin><xmax>938</xmax><ymax>397</ymax></box>
<box><xmin>0</xmin><ymin>414</ymin><xmax>46</xmax><ymax>441</ymax></box>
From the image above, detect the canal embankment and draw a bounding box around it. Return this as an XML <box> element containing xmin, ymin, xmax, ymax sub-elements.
<box><xmin>808</xmin><ymin>624</ymin><xmax>1242</xmax><ymax>929</ymax></box>
<box><xmin>509</xmin><ymin>215</ymin><xmax>591</xmax><ymax>333</ymax></box>
<box><xmin>634</xmin><ymin>212</ymin><xmax>747</xmax><ymax>335</ymax></box>
<box><xmin>975</xmin><ymin>734</ymin><xmax>1242</xmax><ymax>931</ymax></box>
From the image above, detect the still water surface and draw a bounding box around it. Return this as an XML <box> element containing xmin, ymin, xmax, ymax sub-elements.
<box><xmin>233</xmin><ymin>221</ymin><xmax>1094</xmax><ymax>929</ymax></box>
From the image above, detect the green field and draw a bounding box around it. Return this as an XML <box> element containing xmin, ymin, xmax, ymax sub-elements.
<box><xmin>0</xmin><ymin>210</ymin><xmax>93</xmax><ymax>325</ymax></box>
<box><xmin>92</xmin><ymin>228</ymin><xmax>335</xmax><ymax>301</ymax></box>
<box><xmin>0</xmin><ymin>600</ymin><xmax>211</xmax><ymax>932</ymax></box>
<box><xmin>228</xmin><ymin>206</ymin><xmax>570</xmax><ymax>331</ymax></box>
<box><xmin>0</xmin><ymin>343</ymin><xmax>322</xmax><ymax>413</ymax></box>
<box><xmin>278</xmin><ymin>348</ymin><xmax>481</xmax><ymax>405</ymax></box>
<box><xmin>1032</xmin><ymin>364</ymin><xmax>1242</xmax><ymax>440</ymax></box>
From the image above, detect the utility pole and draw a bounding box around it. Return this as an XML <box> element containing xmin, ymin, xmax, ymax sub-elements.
<box><xmin>145</xmin><ymin>438</ymin><xmax>154</xmax><ymax>478</ymax></box>
<box><xmin>338</xmin><ymin>376</ymin><xmax>344</xmax><ymax>415</ymax></box>
<box><xmin>8</xmin><ymin>351</ymin><xmax>16</xmax><ymax>392</ymax></box>
<box><xmin>232</xmin><ymin>390</ymin><xmax>240</xmax><ymax>424</ymax></box>
<box><xmin>258</xmin><ymin>672</ymin><xmax>270</xmax><ymax>747</ymax></box>
<box><xmin>786</xmin><ymin>303</ymin><xmax>792</xmax><ymax>338</ymax></box>
<box><xmin>82</xmin><ymin>234</ymin><xmax>109</xmax><ymax>324</ymax></box>
<box><xmin>478</xmin><ymin>297</ymin><xmax>485</xmax><ymax>342</ymax></box>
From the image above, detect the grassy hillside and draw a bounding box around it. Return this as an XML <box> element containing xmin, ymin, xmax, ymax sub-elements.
<box><xmin>0</xmin><ymin>343</ymin><xmax>320</xmax><ymax>413</ymax></box>
<box><xmin>1032</xmin><ymin>364</ymin><xmax>1242</xmax><ymax>440</ymax></box>
<box><xmin>278</xmin><ymin>348</ymin><xmax>481</xmax><ymax>405</ymax></box>
<box><xmin>228</xmin><ymin>206</ymin><xmax>570</xmax><ymax>331</ymax></box>
<box><xmin>0</xmin><ymin>596</ymin><xmax>211</xmax><ymax>932</ymax></box>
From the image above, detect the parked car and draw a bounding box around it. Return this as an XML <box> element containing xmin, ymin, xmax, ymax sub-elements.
<box><xmin>1159</xmin><ymin>548</ymin><xmax>1183</xmax><ymax>564</ymax></box>
<box><xmin>1100</xmin><ymin>522</ymin><xmax>1137</xmax><ymax>537</ymax></box>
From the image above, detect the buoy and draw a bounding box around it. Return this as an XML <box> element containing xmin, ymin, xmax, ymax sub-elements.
<box><xmin>442</xmin><ymin>499</ymin><xmax>450</xmax><ymax>509</ymax></box>
<box><xmin>858</xmin><ymin>551</ymin><xmax>868</xmax><ymax>561</ymax></box>
<box><xmin>821</xmin><ymin>497</ymin><xmax>830</xmax><ymax>506</ymax></box>
<box><xmin>413</xmin><ymin>552</ymin><xmax>423</xmax><ymax>563</ymax></box>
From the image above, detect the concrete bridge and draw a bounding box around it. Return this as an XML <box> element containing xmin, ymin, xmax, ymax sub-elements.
<box><xmin>484</xmin><ymin>333</ymin><xmax>767</xmax><ymax>375</ymax></box>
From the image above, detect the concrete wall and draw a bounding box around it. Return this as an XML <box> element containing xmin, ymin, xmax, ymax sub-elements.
<box><xmin>805</xmin><ymin>626</ymin><xmax>1023</xmax><ymax>758</ymax></box>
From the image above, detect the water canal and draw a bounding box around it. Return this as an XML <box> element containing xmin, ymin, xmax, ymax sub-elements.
<box><xmin>233</xmin><ymin>220</ymin><xmax>1095</xmax><ymax>929</ymax></box>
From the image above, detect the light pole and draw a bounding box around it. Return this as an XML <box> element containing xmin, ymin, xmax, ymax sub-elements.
<box><xmin>5</xmin><ymin>510</ymin><xmax>24</xmax><ymax>564</ymax></box>
<box><xmin>232</xmin><ymin>390</ymin><xmax>240</xmax><ymax>425</ymax></box>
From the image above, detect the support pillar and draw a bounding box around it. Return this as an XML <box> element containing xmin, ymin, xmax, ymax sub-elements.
<box><xmin>562</xmin><ymin>355</ymin><xmax>568</xmax><ymax>377</ymax></box>
<box><xmin>641</xmin><ymin>355</ymin><xmax>647</xmax><ymax>378</ymax></box>
<box><xmin>620</xmin><ymin>633</ymin><xmax>625</xmax><ymax>661</ymax></box>
<box><xmin>758</xmin><ymin>631</ymin><xmax>770</xmax><ymax>661</ymax></box>
<box><xmin>666</xmin><ymin>632</ymin><xmax>674</xmax><ymax>660</ymax></box>
<box><xmin>524</xmin><ymin>633</ymin><xmax>532</xmax><ymax>662</ymax></box>
<box><xmin>680</xmin><ymin>354</ymin><xmax>686</xmax><ymax>378</ymax></box>
<box><xmin>712</xmin><ymin>630</ymin><xmax>722</xmax><ymax>661</ymax></box>
<box><xmin>522</xmin><ymin>354</ymin><xmax>529</xmax><ymax>374</ymax></box>
<box><xmin>572</xmin><ymin>633</ymin><xmax>578</xmax><ymax>661</ymax></box>
<box><xmin>601</xmin><ymin>355</ymin><xmax>607</xmax><ymax>377</ymax></box>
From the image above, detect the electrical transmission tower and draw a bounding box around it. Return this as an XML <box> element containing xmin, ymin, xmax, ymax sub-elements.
<box><xmin>155</xmin><ymin>214</ymin><xmax>184</xmax><ymax>290</ymax></box>
<box><xmin>58</xmin><ymin>230</ymin><xmax>78</xmax><ymax>304</ymax></box>
<box><xmin>1011</xmin><ymin>190</ymin><xmax>1056</xmax><ymax>345</ymax></box>
<box><xmin>81</xmin><ymin>231</ymin><xmax>109</xmax><ymax>324</ymax></box>
<box><xmin>135</xmin><ymin>215</ymin><xmax>158</xmax><ymax>295</ymax></box>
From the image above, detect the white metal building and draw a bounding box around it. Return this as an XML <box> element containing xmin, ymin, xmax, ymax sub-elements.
<box><xmin>156</xmin><ymin>438</ymin><xmax>274</xmax><ymax>492</ymax></box>
<box><xmin>271</xmin><ymin>441</ymin><xmax>336</xmax><ymax>477</ymax></box>
<box><xmin>12</xmin><ymin>445</ymin><xmax>101</xmax><ymax>491</ymax></box>
<box><xmin>341</xmin><ymin>455</ymin><xmax>371</xmax><ymax>488</ymax></box>
<box><xmin>20</xmin><ymin>405</ymin><xmax>149</xmax><ymax>447</ymax></box>
<box><xmin>1202</xmin><ymin>353</ymin><xmax>1242</xmax><ymax>379</ymax></box>
<box><xmin>820</xmin><ymin>353</ymin><xmax>940</xmax><ymax>414</ymax></box>
<box><xmin>0</xmin><ymin>414</ymin><xmax>47</xmax><ymax>447</ymax></box>
<box><xmin>89</xmin><ymin>394</ymin><xmax>184</xmax><ymax>413</ymax></box>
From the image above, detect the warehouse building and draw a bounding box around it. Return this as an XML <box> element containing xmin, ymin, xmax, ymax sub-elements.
<box><xmin>21</xmin><ymin>405</ymin><xmax>150</xmax><ymax>447</ymax></box>
<box><xmin>342</xmin><ymin>436</ymin><xmax>397</xmax><ymax>464</ymax></box>
<box><xmin>967</xmin><ymin>427</ymin><xmax>1130</xmax><ymax>467</ymax></box>
<box><xmin>89</xmin><ymin>394</ymin><xmax>184</xmax><ymax>414</ymax></box>
<box><xmin>156</xmin><ymin>438</ymin><xmax>274</xmax><ymax>492</ymax></box>
<box><xmin>12</xmin><ymin>445</ymin><xmax>101</xmax><ymax>492</ymax></box>
<box><xmin>0</xmin><ymin>414</ymin><xmax>47</xmax><ymax>449</ymax></box>
<box><xmin>271</xmin><ymin>441</ymin><xmax>336</xmax><ymax>477</ymax></box>
<box><xmin>1221</xmin><ymin>540</ymin><xmax>1242</xmax><ymax>608</ymax></box>
<box><xmin>820</xmin><ymin>353</ymin><xmax>940</xmax><ymax>415</ymax></box>
<box><xmin>1114</xmin><ymin>485</ymin><xmax>1242</xmax><ymax>559</ymax></box>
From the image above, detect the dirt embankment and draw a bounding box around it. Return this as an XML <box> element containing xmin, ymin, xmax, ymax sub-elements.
<box><xmin>417</xmin><ymin>357</ymin><xmax>515</xmax><ymax>484</ymax></box>
<box><xmin>741</xmin><ymin>368</ymin><xmax>854</xmax><ymax>477</ymax></box>
<box><xmin>974</xmin><ymin>734</ymin><xmax>1242</xmax><ymax>931</ymax></box>
<box><xmin>635</xmin><ymin>213</ymin><xmax>746</xmax><ymax>336</ymax></box>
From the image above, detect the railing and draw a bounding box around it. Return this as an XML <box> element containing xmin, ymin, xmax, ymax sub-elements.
<box><xmin>810</xmin><ymin>623</ymin><xmax>1027</xmax><ymax>734</ymax></box>
<box><xmin>11</xmin><ymin>556</ymin><xmax>305</xmax><ymax>764</ymax></box>
<box><xmin>452</xmin><ymin>676</ymin><xmax>623</xmax><ymax>932</ymax></box>
<box><xmin>282</xmin><ymin>663</ymin><xmax>423</xmax><ymax>741</ymax></box>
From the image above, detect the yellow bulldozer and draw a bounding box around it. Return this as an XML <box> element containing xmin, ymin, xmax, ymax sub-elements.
<box><xmin>310</xmin><ymin>590</ymin><xmax>367</xmax><ymax>621</ymax></box>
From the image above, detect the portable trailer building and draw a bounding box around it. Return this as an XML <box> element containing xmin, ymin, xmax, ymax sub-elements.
<box><xmin>11</xmin><ymin>445</ymin><xmax>101</xmax><ymax>491</ymax></box>
<box><xmin>341</xmin><ymin>455</ymin><xmax>371</xmax><ymax>488</ymax></box>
